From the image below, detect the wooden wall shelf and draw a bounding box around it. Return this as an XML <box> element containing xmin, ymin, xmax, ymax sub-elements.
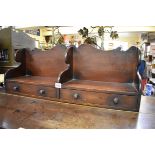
<box><xmin>5</xmin><ymin>44</ymin><xmax>141</xmax><ymax>111</ymax></box>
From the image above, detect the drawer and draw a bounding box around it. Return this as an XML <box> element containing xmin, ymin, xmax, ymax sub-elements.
<box><xmin>6</xmin><ymin>81</ymin><xmax>57</xmax><ymax>99</ymax></box>
<box><xmin>60</xmin><ymin>88</ymin><xmax>139</xmax><ymax>111</ymax></box>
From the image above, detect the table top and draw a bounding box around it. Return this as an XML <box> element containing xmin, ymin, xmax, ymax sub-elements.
<box><xmin>0</xmin><ymin>91</ymin><xmax>155</xmax><ymax>129</ymax></box>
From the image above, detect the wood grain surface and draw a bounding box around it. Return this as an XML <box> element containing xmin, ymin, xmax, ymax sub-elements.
<box><xmin>0</xmin><ymin>92</ymin><xmax>155</xmax><ymax>129</ymax></box>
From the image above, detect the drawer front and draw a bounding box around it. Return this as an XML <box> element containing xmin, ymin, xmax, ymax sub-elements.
<box><xmin>6</xmin><ymin>81</ymin><xmax>57</xmax><ymax>99</ymax></box>
<box><xmin>60</xmin><ymin>89</ymin><xmax>139</xmax><ymax>111</ymax></box>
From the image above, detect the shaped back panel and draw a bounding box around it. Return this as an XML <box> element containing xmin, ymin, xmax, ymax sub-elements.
<box><xmin>73</xmin><ymin>44</ymin><xmax>140</xmax><ymax>83</ymax></box>
<box><xmin>25</xmin><ymin>45</ymin><xmax>67</xmax><ymax>78</ymax></box>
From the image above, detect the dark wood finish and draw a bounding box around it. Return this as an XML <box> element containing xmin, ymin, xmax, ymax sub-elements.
<box><xmin>72</xmin><ymin>45</ymin><xmax>139</xmax><ymax>83</ymax></box>
<box><xmin>60</xmin><ymin>88</ymin><xmax>139</xmax><ymax>111</ymax></box>
<box><xmin>5</xmin><ymin>45</ymin><xmax>67</xmax><ymax>100</ymax></box>
<box><xmin>0</xmin><ymin>92</ymin><xmax>155</xmax><ymax>129</ymax></box>
<box><xmin>62</xmin><ymin>80</ymin><xmax>138</xmax><ymax>94</ymax></box>
<box><xmin>59</xmin><ymin>44</ymin><xmax>141</xmax><ymax>111</ymax></box>
<box><xmin>6</xmin><ymin>81</ymin><xmax>57</xmax><ymax>99</ymax></box>
<box><xmin>24</xmin><ymin>46</ymin><xmax>67</xmax><ymax>77</ymax></box>
<box><xmin>58</xmin><ymin>46</ymin><xmax>73</xmax><ymax>83</ymax></box>
<box><xmin>4</xmin><ymin>48</ymin><xmax>27</xmax><ymax>80</ymax></box>
<box><xmin>5</xmin><ymin>44</ymin><xmax>141</xmax><ymax>111</ymax></box>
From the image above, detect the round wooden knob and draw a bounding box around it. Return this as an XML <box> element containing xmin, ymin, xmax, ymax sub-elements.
<box><xmin>39</xmin><ymin>89</ymin><xmax>45</xmax><ymax>95</ymax></box>
<box><xmin>13</xmin><ymin>86</ymin><xmax>19</xmax><ymax>91</ymax></box>
<box><xmin>73</xmin><ymin>93</ymin><xmax>79</xmax><ymax>99</ymax></box>
<box><xmin>113</xmin><ymin>97</ymin><xmax>119</xmax><ymax>105</ymax></box>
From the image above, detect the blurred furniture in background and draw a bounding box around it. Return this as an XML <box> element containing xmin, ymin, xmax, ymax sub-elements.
<box><xmin>0</xmin><ymin>27</ymin><xmax>36</xmax><ymax>74</ymax></box>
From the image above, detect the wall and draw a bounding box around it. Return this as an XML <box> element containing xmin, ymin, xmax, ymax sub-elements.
<box><xmin>95</xmin><ymin>32</ymin><xmax>141</xmax><ymax>50</ymax></box>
